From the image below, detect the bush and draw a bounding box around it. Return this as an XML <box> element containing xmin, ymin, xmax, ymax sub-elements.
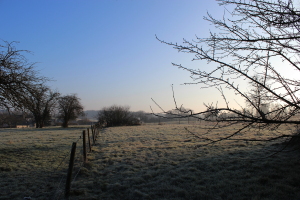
<box><xmin>97</xmin><ymin>105</ymin><xmax>140</xmax><ymax>127</ymax></box>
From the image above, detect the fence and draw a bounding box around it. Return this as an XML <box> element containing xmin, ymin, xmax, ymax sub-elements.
<box><xmin>19</xmin><ymin>124</ymin><xmax>103</xmax><ymax>200</ymax></box>
<box><xmin>57</xmin><ymin>124</ymin><xmax>101</xmax><ymax>200</ymax></box>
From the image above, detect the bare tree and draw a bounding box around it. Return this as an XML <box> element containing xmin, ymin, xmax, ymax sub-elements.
<box><xmin>155</xmin><ymin>0</ymin><xmax>300</xmax><ymax>146</ymax></box>
<box><xmin>97</xmin><ymin>105</ymin><xmax>140</xmax><ymax>127</ymax></box>
<box><xmin>18</xmin><ymin>85</ymin><xmax>59</xmax><ymax>128</ymax></box>
<box><xmin>0</xmin><ymin>41</ymin><xmax>47</xmax><ymax>111</ymax></box>
<box><xmin>58</xmin><ymin>94</ymin><xmax>84</xmax><ymax>128</ymax></box>
<box><xmin>0</xmin><ymin>41</ymin><xmax>60</xmax><ymax>128</ymax></box>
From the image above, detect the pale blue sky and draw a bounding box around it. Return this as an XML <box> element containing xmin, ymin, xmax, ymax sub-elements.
<box><xmin>1</xmin><ymin>0</ymin><xmax>234</xmax><ymax>112</ymax></box>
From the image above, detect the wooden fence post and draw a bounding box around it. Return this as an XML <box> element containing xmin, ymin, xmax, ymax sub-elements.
<box><xmin>92</xmin><ymin>125</ymin><xmax>96</xmax><ymax>144</ymax></box>
<box><xmin>65</xmin><ymin>142</ymin><xmax>77</xmax><ymax>199</ymax></box>
<box><xmin>82</xmin><ymin>130</ymin><xmax>87</xmax><ymax>163</ymax></box>
<box><xmin>95</xmin><ymin>126</ymin><xmax>98</xmax><ymax>137</ymax></box>
<box><xmin>90</xmin><ymin>126</ymin><xmax>94</xmax><ymax>145</ymax></box>
<box><xmin>87</xmin><ymin>128</ymin><xmax>92</xmax><ymax>152</ymax></box>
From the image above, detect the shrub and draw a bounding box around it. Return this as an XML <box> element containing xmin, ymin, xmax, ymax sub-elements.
<box><xmin>97</xmin><ymin>105</ymin><xmax>140</xmax><ymax>127</ymax></box>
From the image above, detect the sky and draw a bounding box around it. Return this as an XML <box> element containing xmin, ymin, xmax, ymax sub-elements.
<box><xmin>1</xmin><ymin>0</ymin><xmax>236</xmax><ymax>113</ymax></box>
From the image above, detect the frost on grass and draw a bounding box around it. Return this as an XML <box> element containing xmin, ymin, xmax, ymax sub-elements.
<box><xmin>0</xmin><ymin>126</ymin><xmax>88</xmax><ymax>200</ymax></box>
<box><xmin>0</xmin><ymin>123</ymin><xmax>299</xmax><ymax>200</ymax></box>
<box><xmin>72</xmin><ymin>123</ymin><xmax>300</xmax><ymax>200</ymax></box>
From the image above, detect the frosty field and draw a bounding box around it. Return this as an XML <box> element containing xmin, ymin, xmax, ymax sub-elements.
<box><xmin>0</xmin><ymin>123</ymin><xmax>300</xmax><ymax>199</ymax></box>
<box><xmin>0</xmin><ymin>126</ymin><xmax>89</xmax><ymax>200</ymax></box>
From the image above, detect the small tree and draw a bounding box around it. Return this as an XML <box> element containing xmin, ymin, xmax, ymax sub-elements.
<box><xmin>58</xmin><ymin>94</ymin><xmax>84</xmax><ymax>128</ymax></box>
<box><xmin>18</xmin><ymin>85</ymin><xmax>59</xmax><ymax>128</ymax></box>
<box><xmin>97</xmin><ymin>105</ymin><xmax>139</xmax><ymax>127</ymax></box>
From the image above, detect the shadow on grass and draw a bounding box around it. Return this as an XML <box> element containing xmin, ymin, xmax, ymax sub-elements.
<box><xmin>73</xmin><ymin>143</ymin><xmax>300</xmax><ymax>200</ymax></box>
<box><xmin>0</xmin><ymin>144</ymin><xmax>85</xmax><ymax>200</ymax></box>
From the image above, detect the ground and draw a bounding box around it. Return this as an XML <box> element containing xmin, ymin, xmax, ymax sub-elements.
<box><xmin>0</xmin><ymin>123</ymin><xmax>299</xmax><ymax>199</ymax></box>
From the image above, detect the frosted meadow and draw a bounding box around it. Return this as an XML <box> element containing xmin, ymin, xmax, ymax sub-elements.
<box><xmin>0</xmin><ymin>122</ymin><xmax>299</xmax><ymax>199</ymax></box>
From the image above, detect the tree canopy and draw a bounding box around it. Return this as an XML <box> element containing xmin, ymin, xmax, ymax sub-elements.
<box><xmin>58</xmin><ymin>94</ymin><xmax>84</xmax><ymax>128</ymax></box>
<box><xmin>0</xmin><ymin>41</ymin><xmax>47</xmax><ymax>111</ymax></box>
<box><xmin>0</xmin><ymin>41</ymin><xmax>61</xmax><ymax>128</ymax></box>
<box><xmin>98</xmin><ymin>105</ymin><xmax>141</xmax><ymax>127</ymax></box>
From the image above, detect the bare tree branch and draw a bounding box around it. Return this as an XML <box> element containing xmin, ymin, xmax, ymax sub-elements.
<box><xmin>153</xmin><ymin>0</ymin><xmax>300</xmax><ymax>147</ymax></box>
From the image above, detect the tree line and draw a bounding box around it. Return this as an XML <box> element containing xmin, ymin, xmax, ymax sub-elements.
<box><xmin>0</xmin><ymin>41</ymin><xmax>84</xmax><ymax>128</ymax></box>
<box><xmin>0</xmin><ymin>41</ymin><xmax>166</xmax><ymax>129</ymax></box>
<box><xmin>0</xmin><ymin>41</ymin><xmax>168</xmax><ymax>128</ymax></box>
<box><xmin>96</xmin><ymin>105</ymin><xmax>195</xmax><ymax>127</ymax></box>
<box><xmin>0</xmin><ymin>40</ymin><xmax>187</xmax><ymax>128</ymax></box>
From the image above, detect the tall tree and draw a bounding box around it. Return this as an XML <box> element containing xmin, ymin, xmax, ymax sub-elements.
<box><xmin>58</xmin><ymin>94</ymin><xmax>84</xmax><ymax>128</ymax></box>
<box><xmin>155</xmin><ymin>0</ymin><xmax>300</xmax><ymax>145</ymax></box>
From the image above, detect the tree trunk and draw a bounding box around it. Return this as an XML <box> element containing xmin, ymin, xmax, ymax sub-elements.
<box><xmin>35</xmin><ymin>116</ymin><xmax>44</xmax><ymax>128</ymax></box>
<box><xmin>62</xmin><ymin>120</ymin><xmax>69</xmax><ymax>128</ymax></box>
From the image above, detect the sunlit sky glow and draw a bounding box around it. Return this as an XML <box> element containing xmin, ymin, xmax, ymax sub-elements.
<box><xmin>1</xmin><ymin>0</ymin><xmax>244</xmax><ymax>112</ymax></box>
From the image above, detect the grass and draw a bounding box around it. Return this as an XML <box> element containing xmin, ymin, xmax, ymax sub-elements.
<box><xmin>0</xmin><ymin>123</ymin><xmax>300</xmax><ymax>199</ymax></box>
<box><xmin>0</xmin><ymin>126</ymin><xmax>89</xmax><ymax>200</ymax></box>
